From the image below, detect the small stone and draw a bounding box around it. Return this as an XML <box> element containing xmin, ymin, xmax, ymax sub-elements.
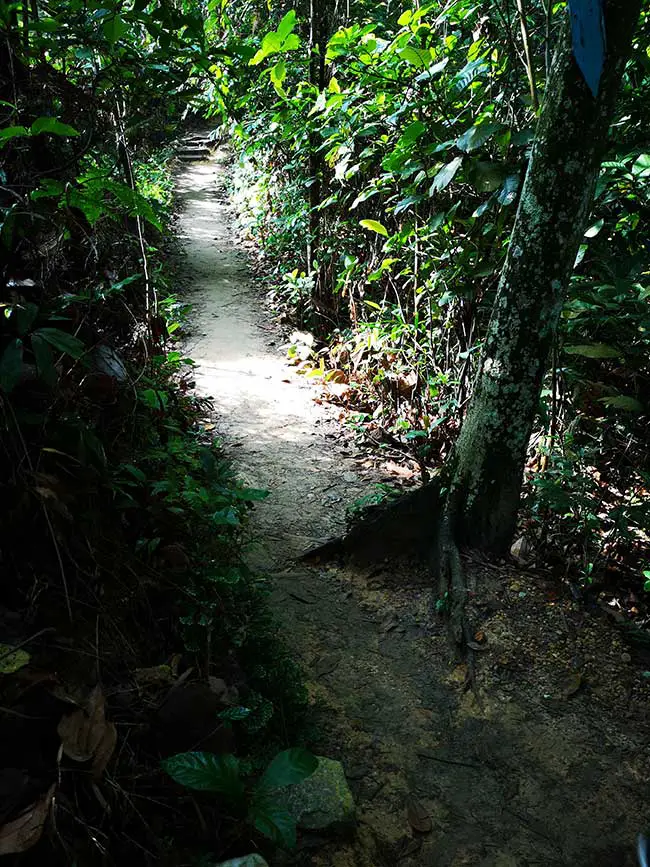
<box><xmin>621</xmin><ymin>652</ymin><xmax>632</xmax><ymax>663</ymax></box>
<box><xmin>277</xmin><ymin>756</ymin><xmax>355</xmax><ymax>831</ymax></box>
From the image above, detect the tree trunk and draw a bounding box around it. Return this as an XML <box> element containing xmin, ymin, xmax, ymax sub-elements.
<box><xmin>443</xmin><ymin>0</ymin><xmax>643</xmax><ymax>558</ymax></box>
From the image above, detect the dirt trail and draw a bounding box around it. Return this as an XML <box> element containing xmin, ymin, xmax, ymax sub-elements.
<box><xmin>177</xmin><ymin>149</ymin><xmax>650</xmax><ymax>867</ymax></box>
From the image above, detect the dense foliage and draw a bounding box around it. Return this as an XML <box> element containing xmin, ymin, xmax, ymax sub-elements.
<box><xmin>1</xmin><ymin>0</ymin><xmax>649</xmax><ymax>862</ymax></box>
<box><xmin>0</xmin><ymin>3</ymin><xmax>305</xmax><ymax>864</ymax></box>
<box><xmin>214</xmin><ymin>0</ymin><xmax>650</xmax><ymax>586</ymax></box>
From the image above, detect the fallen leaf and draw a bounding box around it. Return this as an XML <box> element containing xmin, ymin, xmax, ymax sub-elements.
<box><xmin>92</xmin><ymin>722</ymin><xmax>117</xmax><ymax>779</ymax></box>
<box><xmin>325</xmin><ymin>369</ymin><xmax>348</xmax><ymax>384</ymax></box>
<box><xmin>406</xmin><ymin>795</ymin><xmax>432</xmax><ymax>833</ymax></box>
<box><xmin>58</xmin><ymin>684</ymin><xmax>110</xmax><ymax>762</ymax></box>
<box><xmin>0</xmin><ymin>784</ymin><xmax>55</xmax><ymax>855</ymax></box>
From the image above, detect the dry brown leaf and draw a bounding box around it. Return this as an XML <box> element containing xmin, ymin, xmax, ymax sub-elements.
<box><xmin>0</xmin><ymin>784</ymin><xmax>55</xmax><ymax>855</ymax></box>
<box><xmin>57</xmin><ymin>684</ymin><xmax>109</xmax><ymax>762</ymax></box>
<box><xmin>325</xmin><ymin>369</ymin><xmax>348</xmax><ymax>384</ymax></box>
<box><xmin>92</xmin><ymin>722</ymin><xmax>117</xmax><ymax>779</ymax></box>
<box><xmin>406</xmin><ymin>795</ymin><xmax>432</xmax><ymax>833</ymax></box>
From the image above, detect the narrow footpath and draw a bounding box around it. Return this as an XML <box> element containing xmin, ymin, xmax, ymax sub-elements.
<box><xmin>176</xmin><ymin>145</ymin><xmax>650</xmax><ymax>867</ymax></box>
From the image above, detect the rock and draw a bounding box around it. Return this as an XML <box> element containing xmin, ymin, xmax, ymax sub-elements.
<box><xmin>278</xmin><ymin>757</ymin><xmax>355</xmax><ymax>831</ymax></box>
<box><xmin>215</xmin><ymin>856</ymin><xmax>269</xmax><ymax>867</ymax></box>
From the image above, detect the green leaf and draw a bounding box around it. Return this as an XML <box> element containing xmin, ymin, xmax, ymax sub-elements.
<box><xmin>212</xmin><ymin>507</ymin><xmax>240</xmax><ymax>526</ymax></box>
<box><xmin>452</xmin><ymin>59</ymin><xmax>489</xmax><ymax>92</ymax></box>
<box><xmin>161</xmin><ymin>752</ymin><xmax>245</xmax><ymax>800</ymax></box>
<box><xmin>103</xmin><ymin>14</ymin><xmax>127</xmax><ymax>45</ymax></box>
<box><xmin>399</xmin><ymin>120</ymin><xmax>426</xmax><ymax>145</ymax></box>
<box><xmin>456</xmin><ymin>122</ymin><xmax>503</xmax><ymax>153</ymax></box>
<box><xmin>584</xmin><ymin>218</ymin><xmax>604</xmax><ymax>238</ymax></box>
<box><xmin>563</xmin><ymin>344</ymin><xmax>620</xmax><ymax>359</ymax></box>
<box><xmin>470</xmin><ymin>160</ymin><xmax>507</xmax><ymax>193</ymax></box>
<box><xmin>0</xmin><ymin>339</ymin><xmax>24</xmax><ymax>393</ymax></box>
<box><xmin>233</xmin><ymin>487</ymin><xmax>270</xmax><ymax>501</ymax></box>
<box><xmin>632</xmin><ymin>154</ymin><xmax>650</xmax><ymax>177</ymax></box>
<box><xmin>0</xmin><ymin>644</ymin><xmax>30</xmax><ymax>674</ymax></box>
<box><xmin>218</xmin><ymin>706</ymin><xmax>251</xmax><ymax>721</ymax></box>
<box><xmin>31</xmin><ymin>334</ymin><xmax>57</xmax><ymax>387</ymax></box>
<box><xmin>414</xmin><ymin>57</ymin><xmax>449</xmax><ymax>82</ymax></box>
<box><xmin>430</xmin><ymin>157</ymin><xmax>463</xmax><ymax>193</ymax></box>
<box><xmin>496</xmin><ymin>173</ymin><xmax>520</xmax><ymax>206</ymax></box>
<box><xmin>34</xmin><ymin>327</ymin><xmax>85</xmax><ymax>359</ymax></box>
<box><xmin>250</xmin><ymin>789</ymin><xmax>297</xmax><ymax>847</ymax></box>
<box><xmin>597</xmin><ymin>395</ymin><xmax>644</xmax><ymax>412</ymax></box>
<box><xmin>359</xmin><ymin>219</ymin><xmax>388</xmax><ymax>237</ymax></box>
<box><xmin>270</xmin><ymin>60</ymin><xmax>286</xmax><ymax>88</ymax></box>
<box><xmin>0</xmin><ymin>126</ymin><xmax>29</xmax><ymax>147</ymax></box>
<box><xmin>261</xmin><ymin>748</ymin><xmax>318</xmax><ymax>789</ymax></box>
<box><xmin>30</xmin><ymin>117</ymin><xmax>79</xmax><ymax>138</ymax></box>
<box><xmin>276</xmin><ymin>10</ymin><xmax>297</xmax><ymax>41</ymax></box>
<box><xmin>397</xmin><ymin>46</ymin><xmax>431</xmax><ymax>68</ymax></box>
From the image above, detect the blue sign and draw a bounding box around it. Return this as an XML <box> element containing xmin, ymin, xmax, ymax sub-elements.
<box><xmin>568</xmin><ymin>0</ymin><xmax>606</xmax><ymax>97</ymax></box>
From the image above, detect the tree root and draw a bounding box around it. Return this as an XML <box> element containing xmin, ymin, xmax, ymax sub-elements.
<box><xmin>301</xmin><ymin>475</ymin><xmax>477</xmax><ymax>668</ymax></box>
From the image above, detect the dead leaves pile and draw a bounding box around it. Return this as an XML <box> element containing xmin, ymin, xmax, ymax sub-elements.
<box><xmin>0</xmin><ymin>684</ymin><xmax>116</xmax><ymax>856</ymax></box>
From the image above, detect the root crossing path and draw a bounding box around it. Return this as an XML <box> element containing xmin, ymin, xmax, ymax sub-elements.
<box><xmin>177</xmin><ymin>150</ymin><xmax>649</xmax><ymax>867</ymax></box>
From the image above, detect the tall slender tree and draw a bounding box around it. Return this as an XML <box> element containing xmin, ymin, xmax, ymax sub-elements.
<box><xmin>435</xmin><ymin>0</ymin><xmax>644</xmax><ymax>640</ymax></box>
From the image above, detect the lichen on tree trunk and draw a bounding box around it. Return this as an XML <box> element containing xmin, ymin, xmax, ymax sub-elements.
<box><xmin>442</xmin><ymin>0</ymin><xmax>642</xmax><ymax>558</ymax></box>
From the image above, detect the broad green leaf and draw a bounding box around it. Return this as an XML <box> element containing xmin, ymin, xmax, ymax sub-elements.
<box><xmin>414</xmin><ymin>57</ymin><xmax>449</xmax><ymax>82</ymax></box>
<box><xmin>597</xmin><ymin>395</ymin><xmax>644</xmax><ymax>412</ymax></box>
<box><xmin>270</xmin><ymin>61</ymin><xmax>286</xmax><ymax>88</ymax></box>
<box><xmin>251</xmin><ymin>794</ymin><xmax>297</xmax><ymax>848</ymax></box>
<box><xmin>0</xmin><ymin>126</ymin><xmax>29</xmax><ymax>147</ymax></box>
<box><xmin>0</xmin><ymin>339</ymin><xmax>24</xmax><ymax>393</ymax></box>
<box><xmin>276</xmin><ymin>10</ymin><xmax>297</xmax><ymax>41</ymax></box>
<box><xmin>563</xmin><ymin>344</ymin><xmax>620</xmax><ymax>359</ymax></box>
<box><xmin>34</xmin><ymin>328</ymin><xmax>85</xmax><ymax>359</ymax></box>
<box><xmin>261</xmin><ymin>748</ymin><xmax>318</xmax><ymax>789</ymax></box>
<box><xmin>456</xmin><ymin>122</ymin><xmax>503</xmax><ymax>153</ymax></box>
<box><xmin>161</xmin><ymin>752</ymin><xmax>245</xmax><ymax>800</ymax></box>
<box><xmin>218</xmin><ymin>706</ymin><xmax>251</xmax><ymax>721</ymax></box>
<box><xmin>397</xmin><ymin>46</ymin><xmax>431</xmax><ymax>67</ymax></box>
<box><xmin>31</xmin><ymin>117</ymin><xmax>79</xmax><ymax>138</ymax></box>
<box><xmin>212</xmin><ymin>507</ymin><xmax>240</xmax><ymax>526</ymax></box>
<box><xmin>632</xmin><ymin>154</ymin><xmax>650</xmax><ymax>177</ymax></box>
<box><xmin>359</xmin><ymin>219</ymin><xmax>388</xmax><ymax>237</ymax></box>
<box><xmin>584</xmin><ymin>218</ymin><xmax>604</xmax><ymax>238</ymax></box>
<box><xmin>0</xmin><ymin>644</ymin><xmax>30</xmax><ymax>674</ymax></box>
<box><xmin>496</xmin><ymin>174</ymin><xmax>520</xmax><ymax>206</ymax></box>
<box><xmin>452</xmin><ymin>59</ymin><xmax>488</xmax><ymax>92</ymax></box>
<box><xmin>400</xmin><ymin>120</ymin><xmax>426</xmax><ymax>145</ymax></box>
<box><xmin>233</xmin><ymin>487</ymin><xmax>270</xmax><ymax>501</ymax></box>
<box><xmin>430</xmin><ymin>157</ymin><xmax>463</xmax><ymax>193</ymax></box>
<box><xmin>470</xmin><ymin>160</ymin><xmax>507</xmax><ymax>193</ymax></box>
<box><xmin>103</xmin><ymin>14</ymin><xmax>127</xmax><ymax>45</ymax></box>
<box><xmin>31</xmin><ymin>334</ymin><xmax>57</xmax><ymax>387</ymax></box>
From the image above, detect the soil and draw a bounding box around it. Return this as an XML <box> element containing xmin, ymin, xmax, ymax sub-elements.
<box><xmin>177</xmin><ymin>149</ymin><xmax>650</xmax><ymax>867</ymax></box>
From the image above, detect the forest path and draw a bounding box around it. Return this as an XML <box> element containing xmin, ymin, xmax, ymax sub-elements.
<box><xmin>176</xmin><ymin>148</ymin><xmax>649</xmax><ymax>867</ymax></box>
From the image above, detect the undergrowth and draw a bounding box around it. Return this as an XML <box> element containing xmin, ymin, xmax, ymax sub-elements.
<box><xmin>224</xmin><ymin>4</ymin><xmax>650</xmax><ymax>604</ymax></box>
<box><xmin>0</xmin><ymin>20</ymin><xmax>306</xmax><ymax>863</ymax></box>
